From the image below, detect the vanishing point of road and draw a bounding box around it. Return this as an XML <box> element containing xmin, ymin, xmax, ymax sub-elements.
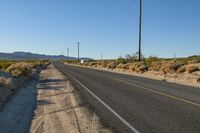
<box><xmin>55</xmin><ymin>62</ymin><xmax>200</xmax><ymax>133</ymax></box>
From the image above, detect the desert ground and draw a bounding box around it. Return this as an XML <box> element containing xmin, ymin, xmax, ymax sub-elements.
<box><xmin>0</xmin><ymin>63</ymin><xmax>112</xmax><ymax>133</ymax></box>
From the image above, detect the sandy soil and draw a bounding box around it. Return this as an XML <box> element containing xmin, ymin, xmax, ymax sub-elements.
<box><xmin>0</xmin><ymin>64</ymin><xmax>112</xmax><ymax>133</ymax></box>
<box><xmin>0</xmin><ymin>80</ymin><xmax>37</xmax><ymax>133</ymax></box>
<box><xmin>30</xmin><ymin>64</ymin><xmax>112</xmax><ymax>133</ymax></box>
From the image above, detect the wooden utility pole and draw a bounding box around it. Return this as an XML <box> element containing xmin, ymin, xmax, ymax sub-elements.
<box><xmin>67</xmin><ymin>48</ymin><xmax>69</xmax><ymax>60</ymax></box>
<box><xmin>77</xmin><ymin>42</ymin><xmax>80</xmax><ymax>61</ymax></box>
<box><xmin>138</xmin><ymin>0</ymin><xmax>142</xmax><ymax>61</ymax></box>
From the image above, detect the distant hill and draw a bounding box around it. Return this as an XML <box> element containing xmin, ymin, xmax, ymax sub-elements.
<box><xmin>0</xmin><ymin>52</ymin><xmax>93</xmax><ymax>60</ymax></box>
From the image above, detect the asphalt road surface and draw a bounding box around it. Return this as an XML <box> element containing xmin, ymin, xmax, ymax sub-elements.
<box><xmin>55</xmin><ymin>62</ymin><xmax>200</xmax><ymax>133</ymax></box>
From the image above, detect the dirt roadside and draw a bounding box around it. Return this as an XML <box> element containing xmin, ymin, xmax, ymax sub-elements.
<box><xmin>30</xmin><ymin>64</ymin><xmax>112</xmax><ymax>133</ymax></box>
<box><xmin>0</xmin><ymin>78</ymin><xmax>37</xmax><ymax>133</ymax></box>
<box><xmin>0</xmin><ymin>64</ymin><xmax>112</xmax><ymax>133</ymax></box>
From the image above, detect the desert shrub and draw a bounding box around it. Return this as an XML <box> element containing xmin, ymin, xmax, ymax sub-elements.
<box><xmin>0</xmin><ymin>77</ymin><xmax>13</xmax><ymax>88</ymax></box>
<box><xmin>0</xmin><ymin>71</ymin><xmax>17</xmax><ymax>90</ymax></box>
<box><xmin>82</xmin><ymin>62</ymin><xmax>89</xmax><ymax>66</ymax></box>
<box><xmin>107</xmin><ymin>62</ymin><xmax>118</xmax><ymax>69</ymax></box>
<box><xmin>100</xmin><ymin>61</ymin><xmax>108</xmax><ymax>68</ymax></box>
<box><xmin>150</xmin><ymin>61</ymin><xmax>162</xmax><ymax>71</ymax></box>
<box><xmin>31</xmin><ymin>61</ymin><xmax>44</xmax><ymax>69</ymax></box>
<box><xmin>170</xmin><ymin>61</ymin><xmax>184</xmax><ymax>71</ymax></box>
<box><xmin>6</xmin><ymin>62</ymin><xmax>33</xmax><ymax>77</ymax></box>
<box><xmin>125</xmin><ymin>54</ymin><xmax>138</xmax><ymax>63</ymax></box>
<box><xmin>66</xmin><ymin>60</ymin><xmax>79</xmax><ymax>64</ymax></box>
<box><xmin>176</xmin><ymin>55</ymin><xmax>200</xmax><ymax>64</ymax></box>
<box><xmin>162</xmin><ymin>60</ymin><xmax>184</xmax><ymax>74</ymax></box>
<box><xmin>95</xmin><ymin>61</ymin><xmax>102</xmax><ymax>67</ymax></box>
<box><xmin>88</xmin><ymin>62</ymin><xmax>97</xmax><ymax>67</ymax></box>
<box><xmin>150</xmin><ymin>60</ymin><xmax>184</xmax><ymax>74</ymax></box>
<box><xmin>116</xmin><ymin>63</ymin><xmax>130</xmax><ymax>70</ymax></box>
<box><xmin>129</xmin><ymin>62</ymin><xmax>148</xmax><ymax>72</ymax></box>
<box><xmin>139</xmin><ymin>65</ymin><xmax>148</xmax><ymax>72</ymax></box>
<box><xmin>117</xmin><ymin>57</ymin><xmax>127</xmax><ymax>64</ymax></box>
<box><xmin>146</xmin><ymin>56</ymin><xmax>160</xmax><ymax>67</ymax></box>
<box><xmin>187</xmin><ymin>60</ymin><xmax>200</xmax><ymax>64</ymax></box>
<box><xmin>177</xmin><ymin>66</ymin><xmax>186</xmax><ymax>73</ymax></box>
<box><xmin>186</xmin><ymin>64</ymin><xmax>198</xmax><ymax>73</ymax></box>
<box><xmin>0</xmin><ymin>62</ymin><xmax>13</xmax><ymax>71</ymax></box>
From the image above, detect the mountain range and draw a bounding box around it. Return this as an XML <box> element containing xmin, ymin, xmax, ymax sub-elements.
<box><xmin>0</xmin><ymin>52</ymin><xmax>92</xmax><ymax>60</ymax></box>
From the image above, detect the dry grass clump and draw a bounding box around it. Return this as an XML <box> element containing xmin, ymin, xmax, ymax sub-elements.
<box><xmin>116</xmin><ymin>63</ymin><xmax>130</xmax><ymax>70</ymax></box>
<box><xmin>150</xmin><ymin>61</ymin><xmax>162</xmax><ymax>71</ymax></box>
<box><xmin>139</xmin><ymin>65</ymin><xmax>149</xmax><ymax>72</ymax></box>
<box><xmin>0</xmin><ymin>61</ymin><xmax>14</xmax><ymax>71</ymax></box>
<box><xmin>81</xmin><ymin>62</ymin><xmax>89</xmax><ymax>66</ymax></box>
<box><xmin>107</xmin><ymin>62</ymin><xmax>118</xmax><ymax>69</ymax></box>
<box><xmin>186</xmin><ymin>64</ymin><xmax>198</xmax><ymax>73</ymax></box>
<box><xmin>88</xmin><ymin>62</ymin><xmax>97</xmax><ymax>67</ymax></box>
<box><xmin>187</xmin><ymin>60</ymin><xmax>200</xmax><ymax>64</ymax></box>
<box><xmin>0</xmin><ymin>60</ymin><xmax>49</xmax><ymax>89</ymax></box>
<box><xmin>129</xmin><ymin>62</ymin><xmax>148</xmax><ymax>72</ymax></box>
<box><xmin>180</xmin><ymin>55</ymin><xmax>200</xmax><ymax>64</ymax></box>
<box><xmin>151</xmin><ymin>60</ymin><xmax>199</xmax><ymax>74</ymax></box>
<box><xmin>100</xmin><ymin>61</ymin><xmax>108</xmax><ymax>68</ymax></box>
<box><xmin>0</xmin><ymin>77</ymin><xmax>14</xmax><ymax>89</ymax></box>
<box><xmin>6</xmin><ymin>62</ymin><xmax>33</xmax><ymax>77</ymax></box>
<box><xmin>31</xmin><ymin>61</ymin><xmax>49</xmax><ymax>69</ymax></box>
<box><xmin>0</xmin><ymin>71</ymin><xmax>17</xmax><ymax>90</ymax></box>
<box><xmin>146</xmin><ymin>56</ymin><xmax>160</xmax><ymax>67</ymax></box>
<box><xmin>95</xmin><ymin>61</ymin><xmax>102</xmax><ymax>67</ymax></box>
<box><xmin>165</xmin><ymin>60</ymin><xmax>184</xmax><ymax>73</ymax></box>
<box><xmin>82</xmin><ymin>61</ymin><xmax>104</xmax><ymax>68</ymax></box>
<box><xmin>150</xmin><ymin>60</ymin><xmax>184</xmax><ymax>74</ymax></box>
<box><xmin>177</xmin><ymin>66</ymin><xmax>186</xmax><ymax>73</ymax></box>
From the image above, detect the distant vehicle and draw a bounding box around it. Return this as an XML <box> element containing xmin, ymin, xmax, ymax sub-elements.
<box><xmin>81</xmin><ymin>60</ymin><xmax>84</xmax><ymax>64</ymax></box>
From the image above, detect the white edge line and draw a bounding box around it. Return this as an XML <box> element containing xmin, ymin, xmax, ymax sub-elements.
<box><xmin>67</xmin><ymin>72</ymin><xmax>140</xmax><ymax>133</ymax></box>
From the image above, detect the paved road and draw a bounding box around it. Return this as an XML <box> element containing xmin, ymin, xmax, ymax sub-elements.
<box><xmin>55</xmin><ymin>63</ymin><xmax>200</xmax><ymax>133</ymax></box>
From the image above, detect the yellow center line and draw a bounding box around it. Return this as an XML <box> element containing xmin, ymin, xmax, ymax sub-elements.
<box><xmin>107</xmin><ymin>77</ymin><xmax>200</xmax><ymax>108</ymax></box>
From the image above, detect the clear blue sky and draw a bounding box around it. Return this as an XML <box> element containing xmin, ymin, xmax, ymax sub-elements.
<box><xmin>0</xmin><ymin>0</ymin><xmax>200</xmax><ymax>59</ymax></box>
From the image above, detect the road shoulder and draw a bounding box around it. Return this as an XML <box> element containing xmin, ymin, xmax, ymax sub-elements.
<box><xmin>30</xmin><ymin>64</ymin><xmax>112</xmax><ymax>133</ymax></box>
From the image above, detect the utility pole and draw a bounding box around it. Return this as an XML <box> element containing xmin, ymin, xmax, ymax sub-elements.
<box><xmin>173</xmin><ymin>52</ymin><xmax>176</xmax><ymax>59</ymax></box>
<box><xmin>138</xmin><ymin>0</ymin><xmax>142</xmax><ymax>61</ymax></box>
<box><xmin>67</xmin><ymin>48</ymin><xmax>69</xmax><ymax>61</ymax></box>
<box><xmin>101</xmin><ymin>53</ymin><xmax>103</xmax><ymax>61</ymax></box>
<box><xmin>77</xmin><ymin>42</ymin><xmax>80</xmax><ymax>61</ymax></box>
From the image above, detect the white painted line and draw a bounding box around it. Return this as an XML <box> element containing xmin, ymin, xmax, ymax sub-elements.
<box><xmin>67</xmin><ymin>72</ymin><xmax>140</xmax><ymax>133</ymax></box>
